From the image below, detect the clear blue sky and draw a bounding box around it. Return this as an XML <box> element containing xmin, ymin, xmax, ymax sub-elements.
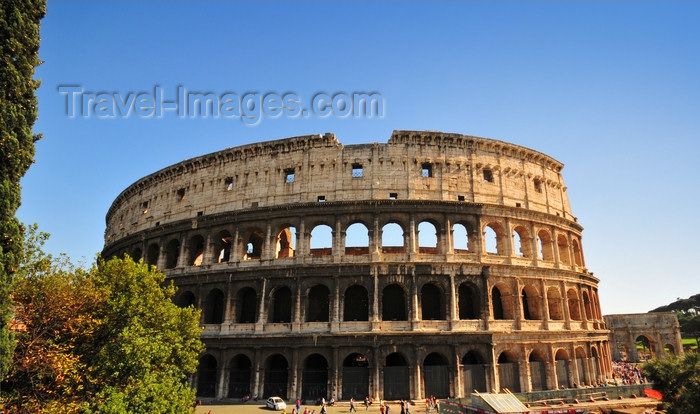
<box><xmin>18</xmin><ymin>1</ymin><xmax>700</xmax><ymax>315</ymax></box>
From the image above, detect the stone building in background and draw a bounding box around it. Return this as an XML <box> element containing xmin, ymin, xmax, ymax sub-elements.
<box><xmin>102</xmin><ymin>131</ymin><xmax>613</xmax><ymax>401</ymax></box>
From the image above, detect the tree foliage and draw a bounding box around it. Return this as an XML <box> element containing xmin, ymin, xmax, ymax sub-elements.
<box><xmin>643</xmin><ymin>352</ymin><xmax>700</xmax><ymax>414</ymax></box>
<box><xmin>0</xmin><ymin>0</ymin><xmax>46</xmax><ymax>379</ymax></box>
<box><xmin>1</xmin><ymin>228</ymin><xmax>204</xmax><ymax>413</ymax></box>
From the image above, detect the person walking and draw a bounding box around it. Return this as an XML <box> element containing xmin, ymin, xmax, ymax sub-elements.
<box><xmin>350</xmin><ymin>397</ymin><xmax>357</xmax><ymax>412</ymax></box>
<box><xmin>364</xmin><ymin>397</ymin><xmax>370</xmax><ymax>410</ymax></box>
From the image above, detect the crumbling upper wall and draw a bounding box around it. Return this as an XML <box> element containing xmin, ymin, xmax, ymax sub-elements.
<box><xmin>104</xmin><ymin>131</ymin><xmax>574</xmax><ymax>244</ymax></box>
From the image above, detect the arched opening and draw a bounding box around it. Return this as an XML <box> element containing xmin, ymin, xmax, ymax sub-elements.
<box><xmin>276</xmin><ymin>226</ymin><xmax>296</xmax><ymax>258</ymax></box>
<box><xmin>421</xmin><ymin>283</ymin><xmax>444</xmax><ymax>320</ymax></box>
<box><xmin>175</xmin><ymin>290</ymin><xmax>195</xmax><ymax>308</ymax></box>
<box><xmin>635</xmin><ymin>335</ymin><xmax>655</xmax><ymax>361</ymax></box>
<box><xmin>204</xmin><ymin>288</ymin><xmax>225</xmax><ymax>324</ymax></box>
<box><xmin>381</xmin><ymin>222</ymin><xmax>404</xmax><ymax>253</ymax></box>
<box><xmin>307</xmin><ymin>285</ymin><xmax>330</xmax><ymax>322</ymax></box>
<box><xmin>188</xmin><ymin>235</ymin><xmax>205</xmax><ymax>266</ymax></box>
<box><xmin>345</xmin><ymin>222</ymin><xmax>369</xmax><ymax>255</ymax></box>
<box><xmin>529</xmin><ymin>351</ymin><xmax>547</xmax><ymax>391</ymax></box>
<box><xmin>453</xmin><ymin>223</ymin><xmax>469</xmax><ymax>253</ymax></box>
<box><xmin>310</xmin><ymin>224</ymin><xmax>333</xmax><ymax>256</ymax></box>
<box><xmin>512</xmin><ymin>225</ymin><xmax>531</xmax><ymax>258</ymax></box>
<box><xmin>342</xmin><ymin>353</ymin><xmax>369</xmax><ymax>400</ymax></box>
<box><xmin>575</xmin><ymin>347</ymin><xmax>588</xmax><ymax>386</ymax></box>
<box><xmin>572</xmin><ymin>238</ymin><xmax>583</xmax><ymax>266</ymax></box>
<box><xmin>302</xmin><ymin>354</ymin><xmax>329</xmax><ymax>400</ymax></box>
<box><xmin>165</xmin><ymin>239</ymin><xmax>180</xmax><ymax>269</ymax></box>
<box><xmin>492</xmin><ymin>285</ymin><xmax>513</xmax><ymax>320</ymax></box>
<box><xmin>521</xmin><ymin>285</ymin><xmax>541</xmax><ymax>320</ymax></box>
<box><xmin>591</xmin><ymin>347</ymin><xmax>601</xmax><ymax>380</ymax></box>
<box><xmin>263</xmin><ymin>354</ymin><xmax>288</xmax><ymax>399</ymax></box>
<box><xmin>344</xmin><ymin>285</ymin><xmax>369</xmax><ymax>321</ymax></box>
<box><xmin>131</xmin><ymin>247</ymin><xmax>142</xmax><ymax>262</ymax></box>
<box><xmin>228</xmin><ymin>354</ymin><xmax>252</xmax><ymax>398</ymax></box>
<box><xmin>384</xmin><ymin>353</ymin><xmax>409</xmax><ymax>400</ymax></box>
<box><xmin>497</xmin><ymin>351</ymin><xmax>520</xmax><ymax>392</ymax></box>
<box><xmin>146</xmin><ymin>243</ymin><xmax>159</xmax><ymax>266</ymax></box>
<box><xmin>664</xmin><ymin>344</ymin><xmax>675</xmax><ymax>355</ymax></box>
<box><xmin>382</xmin><ymin>284</ymin><xmax>407</xmax><ymax>321</ymax></box>
<box><xmin>462</xmin><ymin>351</ymin><xmax>487</xmax><ymax>393</ymax></box>
<box><xmin>582</xmin><ymin>291</ymin><xmax>593</xmax><ymax>320</ymax></box>
<box><xmin>547</xmin><ymin>287</ymin><xmax>564</xmax><ymax>320</ymax></box>
<box><xmin>215</xmin><ymin>230</ymin><xmax>232</xmax><ymax>263</ymax></box>
<box><xmin>555</xmin><ymin>349</ymin><xmax>570</xmax><ymax>389</ymax></box>
<box><xmin>423</xmin><ymin>353</ymin><xmax>449</xmax><ymax>398</ymax></box>
<box><xmin>418</xmin><ymin>221</ymin><xmax>438</xmax><ymax>254</ymax></box>
<box><xmin>236</xmin><ymin>287</ymin><xmax>257</xmax><ymax>323</ymax></box>
<box><xmin>537</xmin><ymin>230</ymin><xmax>554</xmax><ymax>261</ymax></box>
<box><xmin>557</xmin><ymin>234</ymin><xmax>571</xmax><ymax>265</ymax></box>
<box><xmin>197</xmin><ymin>354</ymin><xmax>217</xmax><ymax>397</ymax></box>
<box><xmin>270</xmin><ymin>286</ymin><xmax>292</xmax><ymax>323</ymax></box>
<box><xmin>484</xmin><ymin>223</ymin><xmax>504</xmax><ymax>255</ymax></box>
<box><xmin>567</xmin><ymin>289</ymin><xmax>581</xmax><ymax>321</ymax></box>
<box><xmin>244</xmin><ymin>229</ymin><xmax>264</xmax><ymax>260</ymax></box>
<box><xmin>458</xmin><ymin>283</ymin><xmax>480</xmax><ymax>320</ymax></box>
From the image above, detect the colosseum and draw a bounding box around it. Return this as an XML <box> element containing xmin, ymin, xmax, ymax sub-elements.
<box><xmin>102</xmin><ymin>130</ymin><xmax>612</xmax><ymax>402</ymax></box>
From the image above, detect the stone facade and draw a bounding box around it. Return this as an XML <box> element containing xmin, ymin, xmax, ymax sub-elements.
<box><xmin>103</xmin><ymin>130</ymin><xmax>613</xmax><ymax>401</ymax></box>
<box><xmin>605</xmin><ymin>313</ymin><xmax>683</xmax><ymax>362</ymax></box>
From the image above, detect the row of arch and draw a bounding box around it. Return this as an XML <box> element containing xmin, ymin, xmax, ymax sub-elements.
<box><xmin>195</xmin><ymin>344</ymin><xmax>608</xmax><ymax>400</ymax></box>
<box><xmin>176</xmin><ymin>278</ymin><xmax>603</xmax><ymax>327</ymax></box>
<box><xmin>121</xmin><ymin>216</ymin><xmax>585</xmax><ymax>270</ymax></box>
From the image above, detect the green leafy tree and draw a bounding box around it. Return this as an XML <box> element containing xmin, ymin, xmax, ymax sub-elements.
<box><xmin>643</xmin><ymin>352</ymin><xmax>700</xmax><ymax>414</ymax></box>
<box><xmin>2</xmin><ymin>228</ymin><xmax>204</xmax><ymax>413</ymax></box>
<box><xmin>0</xmin><ymin>0</ymin><xmax>46</xmax><ymax>379</ymax></box>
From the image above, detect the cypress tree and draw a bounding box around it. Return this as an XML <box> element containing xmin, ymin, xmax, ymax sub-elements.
<box><xmin>0</xmin><ymin>0</ymin><xmax>46</xmax><ymax>378</ymax></box>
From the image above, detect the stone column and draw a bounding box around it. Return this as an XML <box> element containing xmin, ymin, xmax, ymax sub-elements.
<box><xmin>331</xmin><ymin>275</ymin><xmax>340</xmax><ymax>332</ymax></box>
<box><xmin>177</xmin><ymin>232</ymin><xmax>188</xmax><ymax>267</ymax></box>
<box><xmin>216</xmin><ymin>355</ymin><xmax>227</xmax><ymax>399</ymax></box>
<box><xmin>332</xmin><ymin>346</ymin><xmax>340</xmax><ymax>400</ymax></box>
<box><xmin>540</xmin><ymin>279</ymin><xmax>550</xmax><ymax>330</ymax></box>
<box><xmin>561</xmin><ymin>281</ymin><xmax>571</xmax><ymax>329</ymax></box>
<box><xmin>448</xmin><ymin>272</ymin><xmax>457</xmax><ymax>328</ymax></box>
<box><xmin>373</xmin><ymin>347</ymin><xmax>382</xmax><ymax>401</ymax></box>
<box><xmin>224</xmin><ymin>283</ymin><xmax>234</xmax><ymax>324</ymax></box>
<box><xmin>372</xmin><ymin>267</ymin><xmax>381</xmax><ymax>331</ymax></box>
<box><xmin>291</xmin><ymin>348</ymin><xmax>299</xmax><ymax>400</ymax></box>
<box><xmin>255</xmin><ymin>278</ymin><xmax>267</xmax><ymax>332</ymax></box>
<box><xmin>263</xmin><ymin>222</ymin><xmax>272</xmax><ymax>261</ymax></box>
<box><xmin>253</xmin><ymin>348</ymin><xmax>262</xmax><ymax>398</ymax></box>
<box><xmin>294</xmin><ymin>280</ymin><xmax>302</xmax><ymax>333</ymax></box>
<box><xmin>230</xmin><ymin>226</ymin><xmax>240</xmax><ymax>263</ymax></box>
<box><xmin>453</xmin><ymin>347</ymin><xmax>462</xmax><ymax>398</ymax></box>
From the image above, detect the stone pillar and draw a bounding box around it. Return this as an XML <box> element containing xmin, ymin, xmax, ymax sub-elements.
<box><xmin>373</xmin><ymin>347</ymin><xmax>382</xmax><ymax>401</ymax></box>
<box><xmin>453</xmin><ymin>348</ymin><xmax>462</xmax><ymax>398</ymax></box>
<box><xmin>291</xmin><ymin>348</ymin><xmax>299</xmax><ymax>400</ymax></box>
<box><xmin>177</xmin><ymin>232</ymin><xmax>188</xmax><ymax>267</ymax></box>
<box><xmin>414</xmin><ymin>346</ymin><xmax>423</xmax><ymax>400</ymax></box>
<box><xmin>332</xmin><ymin>346</ymin><xmax>340</xmax><ymax>400</ymax></box>
<box><xmin>256</xmin><ymin>278</ymin><xmax>267</xmax><ymax>332</ymax></box>
<box><xmin>371</xmin><ymin>214</ymin><xmax>381</xmax><ymax>260</ymax></box>
<box><xmin>561</xmin><ymin>281</ymin><xmax>571</xmax><ymax>329</ymax></box>
<box><xmin>297</xmin><ymin>217</ymin><xmax>306</xmax><ymax>258</ymax></box>
<box><xmin>503</xmin><ymin>217</ymin><xmax>513</xmax><ymax>260</ymax></box>
<box><xmin>448</xmin><ymin>272</ymin><xmax>457</xmax><ymax>328</ymax></box>
<box><xmin>540</xmin><ymin>279</ymin><xmax>550</xmax><ymax>330</ymax></box>
<box><xmin>253</xmin><ymin>348</ymin><xmax>262</xmax><ymax>398</ymax></box>
<box><xmin>331</xmin><ymin>275</ymin><xmax>340</xmax><ymax>332</ymax></box>
<box><xmin>263</xmin><ymin>222</ymin><xmax>272</xmax><ymax>261</ymax></box>
<box><xmin>230</xmin><ymin>226</ymin><xmax>240</xmax><ymax>263</ymax></box>
<box><xmin>514</xmin><ymin>278</ymin><xmax>523</xmax><ymax>330</ymax></box>
<box><xmin>372</xmin><ymin>268</ymin><xmax>380</xmax><ymax>331</ymax></box>
<box><xmin>224</xmin><ymin>283</ymin><xmax>234</xmax><ymax>324</ymax></box>
<box><xmin>411</xmin><ymin>268</ymin><xmax>420</xmax><ymax>329</ymax></box>
<box><xmin>409</xmin><ymin>214</ymin><xmax>417</xmax><ymax>257</ymax></box>
<box><xmin>518</xmin><ymin>360</ymin><xmax>529</xmax><ymax>393</ymax></box>
<box><xmin>444</xmin><ymin>216</ymin><xmax>453</xmax><ymax>255</ymax></box>
<box><xmin>529</xmin><ymin>223</ymin><xmax>539</xmax><ymax>266</ymax></box>
<box><xmin>294</xmin><ymin>280</ymin><xmax>302</xmax><ymax>333</ymax></box>
<box><xmin>216</xmin><ymin>356</ymin><xmax>227</xmax><ymax>399</ymax></box>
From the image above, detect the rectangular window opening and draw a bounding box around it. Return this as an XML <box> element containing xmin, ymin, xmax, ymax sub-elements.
<box><xmin>516</xmin><ymin>202</ymin><xmax>522</xmax><ymax>208</ymax></box>
<box><xmin>483</xmin><ymin>169</ymin><xmax>494</xmax><ymax>183</ymax></box>
<box><xmin>284</xmin><ymin>168</ymin><xmax>295</xmax><ymax>183</ymax></box>
<box><xmin>142</xmin><ymin>201</ymin><xmax>149</xmax><ymax>214</ymax></box>
<box><xmin>421</xmin><ymin>162</ymin><xmax>433</xmax><ymax>178</ymax></box>
<box><xmin>534</xmin><ymin>179</ymin><xmax>542</xmax><ymax>193</ymax></box>
<box><xmin>389</xmin><ymin>192</ymin><xmax>398</xmax><ymax>200</ymax></box>
<box><xmin>197</xmin><ymin>211</ymin><xmax>203</xmax><ymax>217</ymax></box>
<box><xmin>352</xmin><ymin>163</ymin><xmax>363</xmax><ymax>178</ymax></box>
<box><xmin>176</xmin><ymin>188</ymin><xmax>186</xmax><ymax>201</ymax></box>
<box><xmin>317</xmin><ymin>195</ymin><xmax>326</xmax><ymax>202</ymax></box>
<box><xmin>225</xmin><ymin>177</ymin><xmax>234</xmax><ymax>191</ymax></box>
<box><xmin>458</xmin><ymin>195</ymin><xmax>465</xmax><ymax>202</ymax></box>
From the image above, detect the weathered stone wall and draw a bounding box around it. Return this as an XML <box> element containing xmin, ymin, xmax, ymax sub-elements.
<box><xmin>105</xmin><ymin>131</ymin><xmax>572</xmax><ymax>246</ymax></box>
<box><xmin>103</xmin><ymin>131</ymin><xmax>611</xmax><ymax>402</ymax></box>
<box><xmin>605</xmin><ymin>313</ymin><xmax>683</xmax><ymax>361</ymax></box>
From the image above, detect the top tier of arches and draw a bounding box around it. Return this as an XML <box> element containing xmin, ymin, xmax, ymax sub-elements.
<box><xmin>109</xmin><ymin>203</ymin><xmax>587</xmax><ymax>275</ymax></box>
<box><xmin>105</xmin><ymin>131</ymin><xmax>574</xmax><ymax>246</ymax></box>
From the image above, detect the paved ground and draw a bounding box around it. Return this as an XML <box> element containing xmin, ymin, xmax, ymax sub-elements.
<box><xmin>195</xmin><ymin>402</ymin><xmax>384</xmax><ymax>414</ymax></box>
<box><xmin>195</xmin><ymin>397</ymin><xmax>661</xmax><ymax>414</ymax></box>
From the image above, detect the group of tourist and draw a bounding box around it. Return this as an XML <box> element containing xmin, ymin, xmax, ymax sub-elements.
<box><xmin>612</xmin><ymin>360</ymin><xmax>646</xmax><ymax>385</ymax></box>
<box><xmin>282</xmin><ymin>396</ymin><xmax>439</xmax><ymax>414</ymax></box>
